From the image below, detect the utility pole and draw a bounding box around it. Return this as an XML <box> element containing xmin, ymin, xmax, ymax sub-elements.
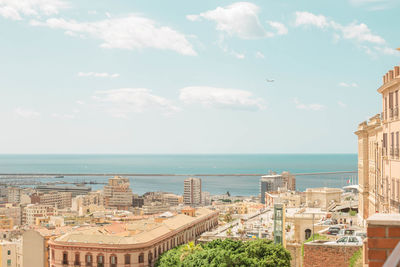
<box><xmin>312</xmin><ymin>213</ymin><xmax>315</xmax><ymax>241</ymax></box>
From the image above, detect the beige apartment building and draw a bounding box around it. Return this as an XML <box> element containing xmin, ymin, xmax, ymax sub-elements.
<box><xmin>104</xmin><ymin>176</ymin><xmax>133</xmax><ymax>210</ymax></box>
<box><xmin>23</xmin><ymin>204</ymin><xmax>56</xmax><ymax>226</ymax></box>
<box><xmin>356</xmin><ymin>64</ymin><xmax>400</xmax><ymax>221</ymax></box>
<box><xmin>0</xmin><ymin>240</ymin><xmax>19</xmax><ymax>267</ymax></box>
<box><xmin>183</xmin><ymin>177</ymin><xmax>202</xmax><ymax>206</ymax></box>
<box><xmin>31</xmin><ymin>191</ymin><xmax>72</xmax><ymax>209</ymax></box>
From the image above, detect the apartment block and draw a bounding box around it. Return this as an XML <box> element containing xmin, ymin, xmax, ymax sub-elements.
<box><xmin>103</xmin><ymin>176</ymin><xmax>133</xmax><ymax>210</ymax></box>
<box><xmin>183</xmin><ymin>178</ymin><xmax>202</xmax><ymax>206</ymax></box>
<box><xmin>260</xmin><ymin>172</ymin><xmax>296</xmax><ymax>204</ymax></box>
<box><xmin>23</xmin><ymin>204</ymin><xmax>56</xmax><ymax>226</ymax></box>
<box><xmin>355</xmin><ymin>64</ymin><xmax>400</xmax><ymax>220</ymax></box>
<box><xmin>31</xmin><ymin>191</ymin><xmax>72</xmax><ymax>209</ymax></box>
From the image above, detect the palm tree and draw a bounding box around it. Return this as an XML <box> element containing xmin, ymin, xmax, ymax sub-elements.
<box><xmin>180</xmin><ymin>241</ymin><xmax>202</xmax><ymax>261</ymax></box>
<box><xmin>237</xmin><ymin>228</ymin><xmax>246</xmax><ymax>239</ymax></box>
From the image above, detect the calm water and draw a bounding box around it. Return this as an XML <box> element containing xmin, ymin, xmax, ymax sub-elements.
<box><xmin>0</xmin><ymin>154</ymin><xmax>358</xmax><ymax>196</ymax></box>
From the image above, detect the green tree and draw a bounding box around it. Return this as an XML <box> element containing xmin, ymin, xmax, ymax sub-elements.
<box><xmin>156</xmin><ymin>239</ymin><xmax>291</xmax><ymax>267</ymax></box>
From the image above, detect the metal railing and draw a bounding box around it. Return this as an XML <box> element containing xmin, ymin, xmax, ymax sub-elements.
<box><xmin>396</xmin><ymin>147</ymin><xmax>399</xmax><ymax>158</ymax></box>
<box><xmin>390</xmin><ymin>146</ymin><xmax>394</xmax><ymax>157</ymax></box>
<box><xmin>383</xmin><ymin>240</ymin><xmax>400</xmax><ymax>267</ymax></box>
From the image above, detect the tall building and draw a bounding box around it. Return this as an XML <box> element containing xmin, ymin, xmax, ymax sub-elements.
<box><xmin>23</xmin><ymin>204</ymin><xmax>56</xmax><ymax>225</ymax></box>
<box><xmin>103</xmin><ymin>176</ymin><xmax>133</xmax><ymax>210</ymax></box>
<box><xmin>260</xmin><ymin>172</ymin><xmax>296</xmax><ymax>204</ymax></box>
<box><xmin>355</xmin><ymin>64</ymin><xmax>400</xmax><ymax>221</ymax></box>
<box><xmin>30</xmin><ymin>191</ymin><xmax>72</xmax><ymax>209</ymax></box>
<box><xmin>183</xmin><ymin>177</ymin><xmax>202</xmax><ymax>206</ymax></box>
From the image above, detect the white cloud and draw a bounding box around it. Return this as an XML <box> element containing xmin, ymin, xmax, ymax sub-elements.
<box><xmin>76</xmin><ymin>100</ymin><xmax>85</xmax><ymax>105</ymax></box>
<box><xmin>0</xmin><ymin>0</ymin><xmax>68</xmax><ymax>20</ymax></box>
<box><xmin>30</xmin><ymin>15</ymin><xmax>197</xmax><ymax>56</ymax></box>
<box><xmin>14</xmin><ymin>107</ymin><xmax>40</xmax><ymax>118</ymax></box>
<box><xmin>294</xmin><ymin>11</ymin><xmax>329</xmax><ymax>28</ymax></box>
<box><xmin>294</xmin><ymin>11</ymin><xmax>390</xmax><ymax>55</ymax></box>
<box><xmin>180</xmin><ymin>86</ymin><xmax>266</xmax><ymax>111</ymax></box>
<box><xmin>374</xmin><ymin>46</ymin><xmax>399</xmax><ymax>55</ymax></box>
<box><xmin>51</xmin><ymin>113</ymin><xmax>74</xmax><ymax>119</ymax></box>
<box><xmin>268</xmin><ymin>21</ymin><xmax>288</xmax><ymax>35</ymax></box>
<box><xmin>78</xmin><ymin>72</ymin><xmax>120</xmax><ymax>78</ymax></box>
<box><xmin>339</xmin><ymin>82</ymin><xmax>358</xmax><ymax>87</ymax></box>
<box><xmin>255</xmin><ymin>51</ymin><xmax>265</xmax><ymax>58</ymax></box>
<box><xmin>88</xmin><ymin>10</ymin><xmax>97</xmax><ymax>15</ymax></box>
<box><xmin>338</xmin><ymin>101</ymin><xmax>347</xmax><ymax>108</ymax></box>
<box><xmin>187</xmin><ymin>2</ymin><xmax>273</xmax><ymax>39</ymax></box>
<box><xmin>294</xmin><ymin>98</ymin><xmax>324</xmax><ymax>111</ymax></box>
<box><xmin>340</xmin><ymin>23</ymin><xmax>385</xmax><ymax>44</ymax></box>
<box><xmin>93</xmin><ymin>88</ymin><xmax>180</xmax><ymax>117</ymax></box>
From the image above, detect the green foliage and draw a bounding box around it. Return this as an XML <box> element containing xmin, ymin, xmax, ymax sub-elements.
<box><xmin>349</xmin><ymin>210</ymin><xmax>357</xmax><ymax>216</ymax></box>
<box><xmin>156</xmin><ymin>239</ymin><xmax>291</xmax><ymax>267</ymax></box>
<box><xmin>301</xmin><ymin>234</ymin><xmax>328</xmax><ymax>257</ymax></box>
<box><xmin>224</xmin><ymin>213</ymin><xmax>233</xmax><ymax>223</ymax></box>
<box><xmin>348</xmin><ymin>248</ymin><xmax>362</xmax><ymax>267</ymax></box>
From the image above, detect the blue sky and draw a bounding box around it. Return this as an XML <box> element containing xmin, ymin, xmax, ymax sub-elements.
<box><xmin>1</xmin><ymin>0</ymin><xmax>399</xmax><ymax>154</ymax></box>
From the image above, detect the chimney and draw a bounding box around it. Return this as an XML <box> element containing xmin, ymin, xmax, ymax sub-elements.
<box><xmin>395</xmin><ymin>66</ymin><xmax>400</xmax><ymax>78</ymax></box>
<box><xmin>389</xmin><ymin>70</ymin><xmax>394</xmax><ymax>81</ymax></box>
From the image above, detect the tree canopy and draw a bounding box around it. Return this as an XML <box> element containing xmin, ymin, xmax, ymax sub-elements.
<box><xmin>156</xmin><ymin>239</ymin><xmax>291</xmax><ymax>267</ymax></box>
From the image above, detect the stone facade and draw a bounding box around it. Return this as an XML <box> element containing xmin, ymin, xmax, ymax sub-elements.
<box><xmin>355</xmin><ymin>64</ymin><xmax>400</xmax><ymax>221</ymax></box>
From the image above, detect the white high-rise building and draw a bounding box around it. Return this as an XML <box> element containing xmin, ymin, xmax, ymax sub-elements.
<box><xmin>183</xmin><ymin>177</ymin><xmax>202</xmax><ymax>206</ymax></box>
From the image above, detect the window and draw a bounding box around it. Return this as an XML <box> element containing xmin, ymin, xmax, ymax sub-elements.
<box><xmin>7</xmin><ymin>259</ymin><xmax>11</xmax><ymax>266</ymax></box>
<box><xmin>349</xmin><ymin>237</ymin><xmax>359</xmax><ymax>243</ymax></box>
<box><xmin>124</xmin><ymin>254</ymin><xmax>130</xmax><ymax>264</ymax></box>
<box><xmin>110</xmin><ymin>255</ymin><xmax>117</xmax><ymax>267</ymax></box>
<box><xmin>63</xmin><ymin>252</ymin><xmax>68</xmax><ymax>265</ymax></box>
<box><xmin>75</xmin><ymin>253</ymin><xmax>80</xmax><ymax>265</ymax></box>
<box><xmin>85</xmin><ymin>254</ymin><xmax>92</xmax><ymax>266</ymax></box>
<box><xmin>51</xmin><ymin>249</ymin><xmax>55</xmax><ymax>260</ymax></box>
<box><xmin>97</xmin><ymin>255</ymin><xmax>104</xmax><ymax>267</ymax></box>
<box><xmin>138</xmin><ymin>253</ymin><xmax>144</xmax><ymax>263</ymax></box>
<box><xmin>7</xmin><ymin>250</ymin><xmax>10</xmax><ymax>255</ymax></box>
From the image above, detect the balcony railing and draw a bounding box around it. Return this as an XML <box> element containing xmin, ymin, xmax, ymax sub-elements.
<box><xmin>383</xmin><ymin>240</ymin><xmax>400</xmax><ymax>266</ymax></box>
<box><xmin>382</xmin><ymin>147</ymin><xmax>388</xmax><ymax>157</ymax></box>
<box><xmin>390</xmin><ymin>146</ymin><xmax>394</xmax><ymax>157</ymax></box>
<box><xmin>390</xmin><ymin>108</ymin><xmax>394</xmax><ymax>119</ymax></box>
<box><xmin>395</xmin><ymin>107</ymin><xmax>399</xmax><ymax>118</ymax></box>
<box><xmin>396</xmin><ymin>147</ymin><xmax>399</xmax><ymax>158</ymax></box>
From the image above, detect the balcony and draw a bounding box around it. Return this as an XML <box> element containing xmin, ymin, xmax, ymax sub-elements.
<box><xmin>390</xmin><ymin>146</ymin><xmax>394</xmax><ymax>157</ymax></box>
<box><xmin>396</xmin><ymin>147</ymin><xmax>400</xmax><ymax>158</ymax></box>
<box><xmin>395</xmin><ymin>107</ymin><xmax>399</xmax><ymax>118</ymax></box>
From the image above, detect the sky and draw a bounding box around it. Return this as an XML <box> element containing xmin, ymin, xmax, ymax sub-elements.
<box><xmin>1</xmin><ymin>0</ymin><xmax>399</xmax><ymax>154</ymax></box>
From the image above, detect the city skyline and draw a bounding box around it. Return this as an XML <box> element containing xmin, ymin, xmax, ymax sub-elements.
<box><xmin>1</xmin><ymin>0</ymin><xmax>400</xmax><ymax>154</ymax></box>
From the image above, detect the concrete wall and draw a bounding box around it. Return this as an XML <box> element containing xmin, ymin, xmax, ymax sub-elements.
<box><xmin>303</xmin><ymin>242</ymin><xmax>361</xmax><ymax>267</ymax></box>
<box><xmin>22</xmin><ymin>230</ymin><xmax>45</xmax><ymax>267</ymax></box>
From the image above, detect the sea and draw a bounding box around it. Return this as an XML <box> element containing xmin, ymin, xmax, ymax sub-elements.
<box><xmin>0</xmin><ymin>154</ymin><xmax>358</xmax><ymax>196</ymax></box>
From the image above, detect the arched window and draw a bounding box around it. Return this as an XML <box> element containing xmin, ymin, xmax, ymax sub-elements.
<box><xmin>305</xmin><ymin>229</ymin><xmax>312</xmax><ymax>240</ymax></box>
<box><xmin>51</xmin><ymin>249</ymin><xmax>54</xmax><ymax>260</ymax></box>
<box><xmin>138</xmin><ymin>253</ymin><xmax>144</xmax><ymax>263</ymax></box>
<box><xmin>85</xmin><ymin>254</ymin><xmax>92</xmax><ymax>266</ymax></box>
<box><xmin>97</xmin><ymin>254</ymin><xmax>104</xmax><ymax>267</ymax></box>
<box><xmin>148</xmin><ymin>251</ymin><xmax>153</xmax><ymax>264</ymax></box>
<box><xmin>74</xmin><ymin>253</ymin><xmax>80</xmax><ymax>265</ymax></box>
<box><xmin>110</xmin><ymin>255</ymin><xmax>117</xmax><ymax>267</ymax></box>
<box><xmin>124</xmin><ymin>254</ymin><xmax>130</xmax><ymax>264</ymax></box>
<box><xmin>62</xmin><ymin>252</ymin><xmax>68</xmax><ymax>265</ymax></box>
<box><xmin>158</xmin><ymin>246</ymin><xmax>161</xmax><ymax>255</ymax></box>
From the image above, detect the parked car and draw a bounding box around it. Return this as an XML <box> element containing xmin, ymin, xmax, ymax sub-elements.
<box><xmin>325</xmin><ymin>236</ymin><xmax>363</xmax><ymax>246</ymax></box>
<box><xmin>355</xmin><ymin>231</ymin><xmax>367</xmax><ymax>239</ymax></box>
<box><xmin>326</xmin><ymin>226</ymin><xmax>341</xmax><ymax>235</ymax></box>
<box><xmin>337</xmin><ymin>229</ymin><xmax>355</xmax><ymax>237</ymax></box>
